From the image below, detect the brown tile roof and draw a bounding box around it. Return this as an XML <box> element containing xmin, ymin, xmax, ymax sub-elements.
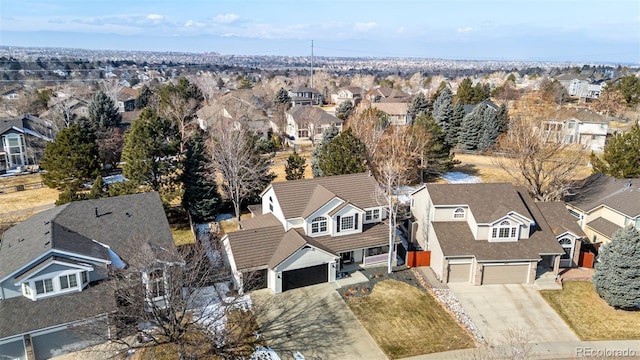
<box><xmin>567</xmin><ymin>174</ymin><xmax>640</xmax><ymax>217</ymax></box>
<box><xmin>371</xmin><ymin>102</ymin><xmax>408</xmax><ymax>115</ymax></box>
<box><xmin>226</xmin><ymin>226</ymin><xmax>285</xmax><ymax>270</ymax></box>
<box><xmin>270</xmin><ymin>173</ymin><xmax>382</xmax><ymax>220</ymax></box>
<box><xmin>287</xmin><ymin>106</ymin><xmax>343</xmax><ymax>126</ymax></box>
<box><xmin>240</xmin><ymin>213</ymin><xmax>282</xmax><ymax>230</ymax></box>
<box><xmin>537</xmin><ymin>202</ymin><xmax>586</xmax><ymax>237</ymax></box>
<box><xmin>267</xmin><ymin>230</ymin><xmax>308</xmax><ymax>268</ymax></box>
<box><xmin>301</xmin><ymin>185</ymin><xmax>336</xmax><ymax>218</ymax></box>
<box><xmin>296</xmin><ymin>223</ymin><xmax>392</xmax><ymax>254</ymax></box>
<box><xmin>425</xmin><ymin>183</ymin><xmax>533</xmax><ymax>224</ymax></box>
<box><xmin>587</xmin><ymin>217</ymin><xmax>621</xmax><ymax>239</ymax></box>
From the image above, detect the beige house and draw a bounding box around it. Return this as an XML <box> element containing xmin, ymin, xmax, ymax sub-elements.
<box><xmin>331</xmin><ymin>86</ymin><xmax>364</xmax><ymax>106</ymax></box>
<box><xmin>370</xmin><ymin>102</ymin><xmax>410</xmax><ymax>126</ymax></box>
<box><xmin>222</xmin><ymin>173</ymin><xmax>394</xmax><ymax>294</ymax></box>
<box><xmin>410</xmin><ymin>183</ymin><xmax>583</xmax><ymax>285</ymax></box>
<box><xmin>565</xmin><ymin>174</ymin><xmax>640</xmax><ymax>245</ymax></box>
<box><xmin>285</xmin><ymin>106</ymin><xmax>342</xmax><ymax>144</ymax></box>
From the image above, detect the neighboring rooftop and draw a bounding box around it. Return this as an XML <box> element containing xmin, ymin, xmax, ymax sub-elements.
<box><xmin>566</xmin><ymin>174</ymin><xmax>640</xmax><ymax>217</ymax></box>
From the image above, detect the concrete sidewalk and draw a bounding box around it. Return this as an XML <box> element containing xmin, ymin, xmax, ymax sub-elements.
<box><xmin>401</xmin><ymin>340</ymin><xmax>640</xmax><ymax>359</ymax></box>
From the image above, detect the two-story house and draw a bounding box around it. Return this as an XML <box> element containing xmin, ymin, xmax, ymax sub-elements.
<box><xmin>370</xmin><ymin>102</ymin><xmax>411</xmax><ymax>126</ymax></box>
<box><xmin>285</xmin><ymin>106</ymin><xmax>343</xmax><ymax>144</ymax></box>
<box><xmin>222</xmin><ymin>173</ymin><xmax>394</xmax><ymax>294</ymax></box>
<box><xmin>565</xmin><ymin>174</ymin><xmax>640</xmax><ymax>245</ymax></box>
<box><xmin>0</xmin><ymin>192</ymin><xmax>177</xmax><ymax>359</ymax></box>
<box><xmin>331</xmin><ymin>87</ymin><xmax>364</xmax><ymax>106</ymax></box>
<box><xmin>0</xmin><ymin>114</ymin><xmax>54</xmax><ymax>171</ymax></box>
<box><xmin>543</xmin><ymin>108</ymin><xmax>609</xmax><ymax>152</ymax></box>
<box><xmin>288</xmin><ymin>87</ymin><xmax>323</xmax><ymax>106</ymax></box>
<box><xmin>410</xmin><ymin>183</ymin><xmax>583</xmax><ymax>285</ymax></box>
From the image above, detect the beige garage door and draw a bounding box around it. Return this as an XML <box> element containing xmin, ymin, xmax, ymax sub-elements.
<box><xmin>447</xmin><ymin>263</ymin><xmax>471</xmax><ymax>282</ymax></box>
<box><xmin>482</xmin><ymin>264</ymin><xmax>529</xmax><ymax>284</ymax></box>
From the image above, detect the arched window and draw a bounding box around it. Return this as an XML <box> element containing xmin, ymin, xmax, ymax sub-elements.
<box><xmin>311</xmin><ymin>216</ymin><xmax>327</xmax><ymax>234</ymax></box>
<box><xmin>453</xmin><ymin>208</ymin><xmax>465</xmax><ymax>219</ymax></box>
<box><xmin>492</xmin><ymin>220</ymin><xmax>518</xmax><ymax>239</ymax></box>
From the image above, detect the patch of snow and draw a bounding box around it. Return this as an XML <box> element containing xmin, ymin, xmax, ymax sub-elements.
<box><xmin>393</xmin><ymin>186</ymin><xmax>419</xmax><ymax>204</ymax></box>
<box><xmin>103</xmin><ymin>174</ymin><xmax>127</xmax><ymax>184</ymax></box>
<box><xmin>195</xmin><ymin>294</ymin><xmax>252</xmax><ymax>335</ymax></box>
<box><xmin>215</xmin><ymin>213</ymin><xmax>234</xmax><ymax>222</ymax></box>
<box><xmin>441</xmin><ymin>171</ymin><xmax>482</xmax><ymax>184</ymax></box>
<box><xmin>251</xmin><ymin>346</ymin><xmax>282</xmax><ymax>360</ymax></box>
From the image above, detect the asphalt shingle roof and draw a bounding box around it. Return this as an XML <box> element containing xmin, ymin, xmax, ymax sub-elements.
<box><xmin>567</xmin><ymin>174</ymin><xmax>640</xmax><ymax>217</ymax></box>
<box><xmin>587</xmin><ymin>217</ymin><xmax>622</xmax><ymax>239</ymax></box>
<box><xmin>536</xmin><ymin>202</ymin><xmax>586</xmax><ymax>237</ymax></box>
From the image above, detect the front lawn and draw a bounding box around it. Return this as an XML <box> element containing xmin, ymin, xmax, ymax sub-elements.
<box><xmin>171</xmin><ymin>227</ymin><xmax>195</xmax><ymax>246</ymax></box>
<box><xmin>346</xmin><ymin>280</ymin><xmax>475</xmax><ymax>359</ymax></box>
<box><xmin>541</xmin><ymin>281</ymin><xmax>640</xmax><ymax>340</ymax></box>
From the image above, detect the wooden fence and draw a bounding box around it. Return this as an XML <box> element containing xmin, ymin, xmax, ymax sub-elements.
<box><xmin>0</xmin><ymin>182</ymin><xmax>45</xmax><ymax>195</ymax></box>
<box><xmin>406</xmin><ymin>250</ymin><xmax>431</xmax><ymax>267</ymax></box>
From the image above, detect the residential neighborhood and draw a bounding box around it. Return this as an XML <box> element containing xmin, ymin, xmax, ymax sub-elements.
<box><xmin>1</xmin><ymin>40</ymin><xmax>640</xmax><ymax>360</ymax></box>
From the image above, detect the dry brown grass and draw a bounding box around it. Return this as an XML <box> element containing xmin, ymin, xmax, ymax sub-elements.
<box><xmin>0</xmin><ymin>187</ymin><xmax>59</xmax><ymax>215</ymax></box>
<box><xmin>541</xmin><ymin>281</ymin><xmax>640</xmax><ymax>340</ymax></box>
<box><xmin>0</xmin><ymin>173</ymin><xmax>43</xmax><ymax>187</ymax></box>
<box><xmin>347</xmin><ymin>280</ymin><xmax>475</xmax><ymax>358</ymax></box>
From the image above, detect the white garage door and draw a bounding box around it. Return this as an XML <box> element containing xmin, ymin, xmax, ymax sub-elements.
<box><xmin>447</xmin><ymin>263</ymin><xmax>471</xmax><ymax>282</ymax></box>
<box><xmin>482</xmin><ymin>264</ymin><xmax>530</xmax><ymax>284</ymax></box>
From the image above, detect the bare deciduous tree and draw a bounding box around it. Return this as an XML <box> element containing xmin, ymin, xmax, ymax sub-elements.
<box><xmin>160</xmin><ymin>93</ymin><xmax>200</xmax><ymax>154</ymax></box>
<box><xmin>493</xmin><ymin>103</ymin><xmax>588</xmax><ymax>201</ymax></box>
<box><xmin>206</xmin><ymin>117</ymin><xmax>274</xmax><ymax>224</ymax></box>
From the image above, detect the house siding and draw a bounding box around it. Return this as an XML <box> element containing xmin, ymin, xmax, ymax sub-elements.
<box><xmin>427</xmin><ymin>226</ymin><xmax>444</xmax><ymax>280</ymax></box>
<box><xmin>410</xmin><ymin>188</ymin><xmax>430</xmax><ymax>249</ymax></box>
<box><xmin>262</xmin><ymin>187</ymin><xmax>286</xmax><ymax>227</ymax></box>
<box><xmin>1</xmin><ymin>278</ymin><xmax>22</xmax><ymax>299</ymax></box>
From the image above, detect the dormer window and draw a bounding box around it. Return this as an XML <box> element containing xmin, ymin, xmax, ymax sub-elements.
<box><xmin>492</xmin><ymin>220</ymin><xmax>518</xmax><ymax>239</ymax></box>
<box><xmin>365</xmin><ymin>209</ymin><xmax>380</xmax><ymax>221</ymax></box>
<box><xmin>453</xmin><ymin>208</ymin><xmax>465</xmax><ymax>219</ymax></box>
<box><xmin>35</xmin><ymin>279</ymin><xmax>54</xmax><ymax>295</ymax></box>
<box><xmin>311</xmin><ymin>216</ymin><xmax>328</xmax><ymax>234</ymax></box>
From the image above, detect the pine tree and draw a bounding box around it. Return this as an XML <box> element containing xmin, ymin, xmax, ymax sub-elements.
<box><xmin>408</xmin><ymin>92</ymin><xmax>429</xmax><ymax>119</ymax></box>
<box><xmin>181</xmin><ymin>132</ymin><xmax>222</xmax><ymax>222</ymax></box>
<box><xmin>447</xmin><ymin>101</ymin><xmax>465</xmax><ymax>147</ymax></box>
<box><xmin>593</xmin><ymin>226</ymin><xmax>640</xmax><ymax>309</ymax></box>
<box><xmin>496</xmin><ymin>103</ymin><xmax>509</xmax><ymax>133</ymax></box>
<box><xmin>456</xmin><ymin>77</ymin><xmax>475</xmax><ymax>105</ymax></box>
<box><xmin>335</xmin><ymin>101</ymin><xmax>354</xmax><ymax>120</ymax></box>
<box><xmin>87</xmin><ymin>175</ymin><xmax>105</xmax><ymax>199</ymax></box>
<box><xmin>41</xmin><ymin>124</ymin><xmax>100</xmax><ymax>192</ymax></box>
<box><xmin>591</xmin><ymin>123</ymin><xmax>640</xmax><ymax>178</ymax></box>
<box><xmin>122</xmin><ymin>108</ymin><xmax>179</xmax><ymax>193</ymax></box>
<box><xmin>274</xmin><ymin>87</ymin><xmax>291</xmax><ymax>108</ymax></box>
<box><xmin>432</xmin><ymin>87</ymin><xmax>453</xmax><ymax>139</ymax></box>
<box><xmin>311</xmin><ymin>126</ymin><xmax>340</xmax><ymax>177</ymax></box>
<box><xmin>478</xmin><ymin>107</ymin><xmax>499</xmax><ymax>152</ymax></box>
<box><xmin>413</xmin><ymin>114</ymin><xmax>458</xmax><ymax>180</ymax></box>
<box><xmin>88</xmin><ymin>91</ymin><xmax>121</xmax><ymax>131</ymax></box>
<box><xmin>317</xmin><ymin>128</ymin><xmax>367</xmax><ymax>176</ymax></box>
<box><xmin>285</xmin><ymin>151</ymin><xmax>307</xmax><ymax>180</ymax></box>
<box><xmin>458</xmin><ymin>105</ymin><xmax>484</xmax><ymax>150</ymax></box>
<box><xmin>135</xmin><ymin>85</ymin><xmax>153</xmax><ymax>109</ymax></box>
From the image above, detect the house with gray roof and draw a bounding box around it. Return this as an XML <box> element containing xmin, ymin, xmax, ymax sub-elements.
<box><xmin>410</xmin><ymin>183</ymin><xmax>582</xmax><ymax>285</ymax></box>
<box><xmin>0</xmin><ymin>114</ymin><xmax>54</xmax><ymax>171</ymax></box>
<box><xmin>0</xmin><ymin>192</ymin><xmax>176</xmax><ymax>359</ymax></box>
<box><xmin>285</xmin><ymin>106</ymin><xmax>342</xmax><ymax>145</ymax></box>
<box><xmin>222</xmin><ymin>172</ymin><xmax>394</xmax><ymax>294</ymax></box>
<box><xmin>565</xmin><ymin>174</ymin><xmax>640</xmax><ymax>245</ymax></box>
<box><xmin>288</xmin><ymin>86</ymin><xmax>323</xmax><ymax>106</ymax></box>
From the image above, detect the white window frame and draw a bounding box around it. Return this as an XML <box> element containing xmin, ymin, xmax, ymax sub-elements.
<box><xmin>491</xmin><ymin>220</ymin><xmax>518</xmax><ymax>240</ymax></box>
<box><xmin>147</xmin><ymin>269</ymin><xmax>166</xmax><ymax>300</ymax></box>
<box><xmin>311</xmin><ymin>216</ymin><xmax>328</xmax><ymax>234</ymax></box>
<box><xmin>341</xmin><ymin>216</ymin><xmax>355</xmax><ymax>231</ymax></box>
<box><xmin>35</xmin><ymin>278</ymin><xmax>54</xmax><ymax>295</ymax></box>
<box><xmin>365</xmin><ymin>209</ymin><xmax>381</xmax><ymax>222</ymax></box>
<box><xmin>59</xmin><ymin>273</ymin><xmax>78</xmax><ymax>290</ymax></box>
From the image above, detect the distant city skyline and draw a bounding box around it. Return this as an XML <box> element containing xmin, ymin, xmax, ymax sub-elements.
<box><xmin>1</xmin><ymin>0</ymin><xmax>639</xmax><ymax>64</ymax></box>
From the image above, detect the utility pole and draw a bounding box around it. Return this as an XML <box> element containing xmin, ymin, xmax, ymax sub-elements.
<box><xmin>310</xmin><ymin>40</ymin><xmax>314</xmax><ymax>89</ymax></box>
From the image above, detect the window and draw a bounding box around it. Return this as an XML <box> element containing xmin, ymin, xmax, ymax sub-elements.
<box><xmin>148</xmin><ymin>270</ymin><xmax>165</xmax><ymax>298</ymax></box>
<box><xmin>492</xmin><ymin>220</ymin><xmax>517</xmax><ymax>239</ymax></box>
<box><xmin>311</xmin><ymin>216</ymin><xmax>327</xmax><ymax>234</ymax></box>
<box><xmin>365</xmin><ymin>209</ymin><xmax>380</xmax><ymax>221</ymax></box>
<box><xmin>568</xmin><ymin>122</ymin><xmax>576</xmax><ymax>129</ymax></box>
<box><xmin>23</xmin><ymin>283</ymin><xmax>31</xmax><ymax>296</ymax></box>
<box><xmin>35</xmin><ymin>279</ymin><xmax>54</xmax><ymax>295</ymax></box>
<box><xmin>453</xmin><ymin>208</ymin><xmax>465</xmax><ymax>219</ymax></box>
<box><xmin>568</xmin><ymin>209</ymin><xmax>581</xmax><ymax>219</ymax></box>
<box><xmin>81</xmin><ymin>271</ymin><xmax>88</xmax><ymax>284</ymax></box>
<box><xmin>59</xmin><ymin>274</ymin><xmax>78</xmax><ymax>290</ymax></box>
<box><xmin>341</xmin><ymin>216</ymin><xmax>354</xmax><ymax>231</ymax></box>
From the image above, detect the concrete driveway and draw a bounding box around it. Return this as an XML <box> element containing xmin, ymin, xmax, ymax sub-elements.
<box><xmin>251</xmin><ymin>283</ymin><xmax>387</xmax><ymax>360</ymax></box>
<box><xmin>447</xmin><ymin>283</ymin><xmax>579</xmax><ymax>345</ymax></box>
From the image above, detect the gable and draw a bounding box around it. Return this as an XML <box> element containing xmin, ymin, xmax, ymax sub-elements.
<box><xmin>14</xmin><ymin>258</ymin><xmax>93</xmax><ymax>285</ymax></box>
<box><xmin>273</xmin><ymin>244</ymin><xmax>337</xmax><ymax>272</ymax></box>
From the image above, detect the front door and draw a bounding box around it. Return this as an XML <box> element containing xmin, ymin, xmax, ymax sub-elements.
<box><xmin>559</xmin><ymin>237</ymin><xmax>574</xmax><ymax>267</ymax></box>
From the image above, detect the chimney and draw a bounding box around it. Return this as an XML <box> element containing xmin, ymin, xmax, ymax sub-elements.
<box><xmin>95</xmin><ymin>207</ymin><xmax>99</xmax><ymax>218</ymax></box>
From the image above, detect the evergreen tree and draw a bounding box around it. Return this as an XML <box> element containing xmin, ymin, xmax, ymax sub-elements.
<box><xmin>135</xmin><ymin>85</ymin><xmax>153</xmax><ymax>109</ymax></box>
<box><xmin>274</xmin><ymin>87</ymin><xmax>291</xmax><ymax>108</ymax></box>
<box><xmin>591</xmin><ymin>123</ymin><xmax>640</xmax><ymax>178</ymax></box>
<box><xmin>335</xmin><ymin>101</ymin><xmax>354</xmax><ymax>120</ymax></box>
<box><xmin>238</xmin><ymin>76</ymin><xmax>253</xmax><ymax>89</ymax></box>
<box><xmin>447</xmin><ymin>101</ymin><xmax>465</xmax><ymax>147</ymax></box>
<box><xmin>413</xmin><ymin>114</ymin><xmax>458</xmax><ymax>181</ymax></box>
<box><xmin>408</xmin><ymin>92</ymin><xmax>429</xmax><ymax>119</ymax></box>
<box><xmin>181</xmin><ymin>132</ymin><xmax>222</xmax><ymax>222</ymax></box>
<box><xmin>317</xmin><ymin>129</ymin><xmax>367</xmax><ymax>176</ymax></box>
<box><xmin>88</xmin><ymin>91</ymin><xmax>121</xmax><ymax>131</ymax></box>
<box><xmin>312</xmin><ymin>126</ymin><xmax>340</xmax><ymax>177</ymax></box>
<box><xmin>122</xmin><ymin>108</ymin><xmax>179</xmax><ymax>193</ymax></box>
<box><xmin>285</xmin><ymin>151</ymin><xmax>307</xmax><ymax>180</ymax></box>
<box><xmin>432</xmin><ymin>87</ymin><xmax>453</xmax><ymax>138</ymax></box>
<box><xmin>216</xmin><ymin>77</ymin><xmax>225</xmax><ymax>90</ymax></box>
<box><xmin>87</xmin><ymin>175</ymin><xmax>105</xmax><ymax>200</ymax></box>
<box><xmin>593</xmin><ymin>226</ymin><xmax>640</xmax><ymax>309</ymax></box>
<box><xmin>41</xmin><ymin>124</ymin><xmax>100</xmax><ymax>192</ymax></box>
<box><xmin>456</xmin><ymin>77</ymin><xmax>475</xmax><ymax>104</ymax></box>
<box><xmin>478</xmin><ymin>107</ymin><xmax>499</xmax><ymax>152</ymax></box>
<box><xmin>458</xmin><ymin>105</ymin><xmax>485</xmax><ymax>150</ymax></box>
<box><xmin>496</xmin><ymin>103</ymin><xmax>509</xmax><ymax>133</ymax></box>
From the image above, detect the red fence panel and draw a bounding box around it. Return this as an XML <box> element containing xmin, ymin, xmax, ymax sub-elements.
<box><xmin>407</xmin><ymin>251</ymin><xmax>431</xmax><ymax>267</ymax></box>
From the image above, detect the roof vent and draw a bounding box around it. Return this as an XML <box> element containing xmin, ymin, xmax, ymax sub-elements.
<box><xmin>95</xmin><ymin>206</ymin><xmax>99</xmax><ymax>218</ymax></box>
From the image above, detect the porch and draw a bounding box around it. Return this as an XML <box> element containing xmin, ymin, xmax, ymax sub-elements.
<box><xmin>337</xmin><ymin>246</ymin><xmax>394</xmax><ymax>275</ymax></box>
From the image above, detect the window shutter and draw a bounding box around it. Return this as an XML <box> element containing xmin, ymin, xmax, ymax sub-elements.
<box><xmin>355</xmin><ymin>213</ymin><xmax>359</xmax><ymax>230</ymax></box>
<box><xmin>336</xmin><ymin>216</ymin><xmax>341</xmax><ymax>232</ymax></box>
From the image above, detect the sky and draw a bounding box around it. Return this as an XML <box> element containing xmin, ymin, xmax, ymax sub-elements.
<box><xmin>1</xmin><ymin>0</ymin><xmax>639</xmax><ymax>64</ymax></box>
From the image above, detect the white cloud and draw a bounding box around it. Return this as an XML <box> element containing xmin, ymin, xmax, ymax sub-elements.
<box><xmin>213</xmin><ymin>13</ymin><xmax>239</xmax><ymax>24</ymax></box>
<box><xmin>146</xmin><ymin>14</ymin><xmax>164</xmax><ymax>21</ymax></box>
<box><xmin>354</xmin><ymin>22</ymin><xmax>377</xmax><ymax>32</ymax></box>
<box><xmin>457</xmin><ymin>27</ymin><xmax>473</xmax><ymax>33</ymax></box>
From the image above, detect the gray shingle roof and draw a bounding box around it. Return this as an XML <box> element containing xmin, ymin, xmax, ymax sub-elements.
<box><xmin>536</xmin><ymin>202</ymin><xmax>586</xmax><ymax>237</ymax></box>
<box><xmin>425</xmin><ymin>183</ymin><xmax>533</xmax><ymax>224</ymax></box>
<box><xmin>270</xmin><ymin>172</ymin><xmax>382</xmax><ymax>220</ymax></box>
<box><xmin>287</xmin><ymin>106</ymin><xmax>343</xmax><ymax>126</ymax></box>
<box><xmin>567</xmin><ymin>174</ymin><xmax>640</xmax><ymax>217</ymax></box>
<box><xmin>0</xmin><ymin>192</ymin><xmax>174</xmax><ymax>282</ymax></box>
<box><xmin>587</xmin><ymin>217</ymin><xmax>622</xmax><ymax>239</ymax></box>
